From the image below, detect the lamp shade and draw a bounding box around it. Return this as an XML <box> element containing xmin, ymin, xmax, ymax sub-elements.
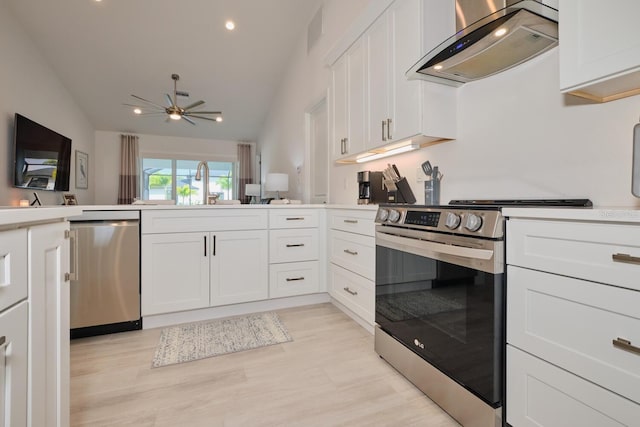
<box><xmin>265</xmin><ymin>173</ymin><xmax>289</xmax><ymax>192</ymax></box>
<box><xmin>245</xmin><ymin>183</ymin><xmax>261</xmax><ymax>197</ymax></box>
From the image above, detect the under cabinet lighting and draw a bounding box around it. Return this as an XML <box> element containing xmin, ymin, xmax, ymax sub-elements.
<box><xmin>355</xmin><ymin>142</ymin><xmax>420</xmax><ymax>163</ymax></box>
<box><xmin>494</xmin><ymin>28</ymin><xmax>507</xmax><ymax>37</ymax></box>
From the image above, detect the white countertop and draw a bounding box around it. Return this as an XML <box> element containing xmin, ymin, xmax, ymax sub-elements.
<box><xmin>503</xmin><ymin>207</ymin><xmax>640</xmax><ymax>223</ymax></box>
<box><xmin>78</xmin><ymin>203</ymin><xmax>378</xmax><ymax>211</ymax></box>
<box><xmin>0</xmin><ymin>206</ymin><xmax>84</xmax><ymax>227</ymax></box>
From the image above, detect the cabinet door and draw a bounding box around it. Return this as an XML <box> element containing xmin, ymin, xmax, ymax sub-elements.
<box><xmin>559</xmin><ymin>0</ymin><xmax>640</xmax><ymax>100</ymax></box>
<box><xmin>210</xmin><ymin>230</ymin><xmax>268</xmax><ymax>306</ymax></box>
<box><xmin>0</xmin><ymin>301</ymin><xmax>28</xmax><ymax>427</ymax></box>
<box><xmin>331</xmin><ymin>55</ymin><xmax>348</xmax><ymax>161</ymax></box>
<box><xmin>347</xmin><ymin>38</ymin><xmax>366</xmax><ymax>156</ymax></box>
<box><xmin>389</xmin><ymin>0</ymin><xmax>422</xmax><ymax>142</ymax></box>
<box><xmin>28</xmin><ymin>222</ymin><xmax>70</xmax><ymax>427</ymax></box>
<box><xmin>0</xmin><ymin>228</ymin><xmax>28</xmax><ymax>311</ymax></box>
<box><xmin>366</xmin><ymin>12</ymin><xmax>390</xmax><ymax>149</ymax></box>
<box><xmin>141</xmin><ymin>233</ymin><xmax>209</xmax><ymax>316</ymax></box>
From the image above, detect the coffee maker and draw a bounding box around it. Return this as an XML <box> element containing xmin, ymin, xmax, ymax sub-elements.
<box><xmin>357</xmin><ymin>171</ymin><xmax>385</xmax><ymax>205</ymax></box>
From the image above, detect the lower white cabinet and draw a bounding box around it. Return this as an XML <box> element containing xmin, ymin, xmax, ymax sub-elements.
<box><xmin>269</xmin><ymin>261</ymin><xmax>319</xmax><ymax>298</ymax></box>
<box><xmin>0</xmin><ymin>301</ymin><xmax>28</xmax><ymax>427</ymax></box>
<box><xmin>141</xmin><ymin>230</ymin><xmax>268</xmax><ymax>315</ymax></box>
<box><xmin>329</xmin><ymin>264</ymin><xmax>374</xmax><ymax>325</ymax></box>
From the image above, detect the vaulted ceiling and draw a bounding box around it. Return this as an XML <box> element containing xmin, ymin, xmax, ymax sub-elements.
<box><xmin>6</xmin><ymin>0</ymin><xmax>321</xmax><ymax>141</ymax></box>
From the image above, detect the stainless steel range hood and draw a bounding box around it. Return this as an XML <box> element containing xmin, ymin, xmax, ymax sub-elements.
<box><xmin>407</xmin><ymin>0</ymin><xmax>558</xmax><ymax>86</ymax></box>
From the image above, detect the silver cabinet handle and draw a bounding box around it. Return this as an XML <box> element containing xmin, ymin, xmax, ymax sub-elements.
<box><xmin>387</xmin><ymin>118</ymin><xmax>392</xmax><ymax>140</ymax></box>
<box><xmin>286</xmin><ymin>217</ymin><xmax>305</xmax><ymax>221</ymax></box>
<box><xmin>343</xmin><ymin>287</ymin><xmax>358</xmax><ymax>296</ymax></box>
<box><xmin>68</xmin><ymin>228</ymin><xmax>79</xmax><ymax>281</ymax></box>
<box><xmin>613</xmin><ymin>338</ymin><xmax>640</xmax><ymax>355</ymax></box>
<box><xmin>343</xmin><ymin>219</ymin><xmax>358</xmax><ymax>224</ymax></box>
<box><xmin>340</xmin><ymin>138</ymin><xmax>344</xmax><ymax>154</ymax></box>
<box><xmin>286</xmin><ymin>277</ymin><xmax>305</xmax><ymax>282</ymax></box>
<box><xmin>612</xmin><ymin>253</ymin><xmax>640</xmax><ymax>265</ymax></box>
<box><xmin>286</xmin><ymin>243</ymin><xmax>305</xmax><ymax>248</ymax></box>
<box><xmin>343</xmin><ymin>249</ymin><xmax>358</xmax><ymax>256</ymax></box>
<box><xmin>382</xmin><ymin>120</ymin><xmax>387</xmax><ymax>141</ymax></box>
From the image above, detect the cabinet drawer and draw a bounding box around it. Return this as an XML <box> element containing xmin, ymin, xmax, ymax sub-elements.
<box><xmin>329</xmin><ymin>264</ymin><xmax>374</xmax><ymax>325</ymax></box>
<box><xmin>269</xmin><ymin>228</ymin><xmax>319</xmax><ymax>263</ymax></box>
<box><xmin>269</xmin><ymin>209</ymin><xmax>319</xmax><ymax>229</ymax></box>
<box><xmin>142</xmin><ymin>209</ymin><xmax>268</xmax><ymax>234</ymax></box>
<box><xmin>269</xmin><ymin>261</ymin><xmax>319</xmax><ymax>298</ymax></box>
<box><xmin>508</xmin><ymin>266</ymin><xmax>640</xmax><ymax>404</ymax></box>
<box><xmin>0</xmin><ymin>301</ymin><xmax>28</xmax><ymax>427</ymax></box>
<box><xmin>328</xmin><ymin>209</ymin><xmax>376</xmax><ymax>236</ymax></box>
<box><xmin>329</xmin><ymin>230</ymin><xmax>374</xmax><ymax>281</ymax></box>
<box><xmin>0</xmin><ymin>229</ymin><xmax>28</xmax><ymax>311</ymax></box>
<box><xmin>507</xmin><ymin>218</ymin><xmax>640</xmax><ymax>291</ymax></box>
<box><xmin>507</xmin><ymin>345</ymin><xmax>639</xmax><ymax>427</ymax></box>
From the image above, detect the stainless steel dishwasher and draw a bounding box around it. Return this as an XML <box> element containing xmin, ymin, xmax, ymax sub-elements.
<box><xmin>69</xmin><ymin>210</ymin><xmax>141</xmax><ymax>338</ymax></box>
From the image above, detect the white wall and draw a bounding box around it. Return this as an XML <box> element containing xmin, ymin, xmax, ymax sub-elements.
<box><xmin>261</xmin><ymin>1</ymin><xmax>640</xmax><ymax>208</ymax></box>
<box><xmin>0</xmin><ymin>1</ymin><xmax>95</xmax><ymax>206</ymax></box>
<box><xmin>258</xmin><ymin>0</ymin><xmax>370</xmax><ymax>201</ymax></box>
<box><xmin>94</xmin><ymin>131</ymin><xmax>248</xmax><ymax>204</ymax></box>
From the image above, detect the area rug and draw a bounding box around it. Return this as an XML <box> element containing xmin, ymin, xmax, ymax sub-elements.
<box><xmin>151</xmin><ymin>312</ymin><xmax>292</xmax><ymax>368</ymax></box>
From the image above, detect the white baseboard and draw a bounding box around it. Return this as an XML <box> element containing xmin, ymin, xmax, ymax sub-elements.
<box><xmin>143</xmin><ymin>293</ymin><xmax>331</xmax><ymax>329</ymax></box>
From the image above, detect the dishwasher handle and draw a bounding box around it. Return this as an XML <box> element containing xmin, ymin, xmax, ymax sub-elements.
<box><xmin>68</xmin><ymin>228</ymin><xmax>79</xmax><ymax>281</ymax></box>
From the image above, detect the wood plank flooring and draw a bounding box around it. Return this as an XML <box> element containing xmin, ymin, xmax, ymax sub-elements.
<box><xmin>71</xmin><ymin>303</ymin><xmax>461</xmax><ymax>426</ymax></box>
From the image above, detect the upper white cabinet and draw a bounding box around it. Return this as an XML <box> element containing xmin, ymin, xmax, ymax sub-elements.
<box><xmin>332</xmin><ymin>39</ymin><xmax>366</xmax><ymax>160</ymax></box>
<box><xmin>560</xmin><ymin>0</ymin><xmax>640</xmax><ymax>102</ymax></box>
<box><xmin>330</xmin><ymin>0</ymin><xmax>456</xmax><ymax>162</ymax></box>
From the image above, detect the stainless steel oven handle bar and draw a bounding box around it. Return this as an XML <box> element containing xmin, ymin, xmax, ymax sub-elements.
<box><xmin>377</xmin><ymin>231</ymin><xmax>493</xmax><ymax>260</ymax></box>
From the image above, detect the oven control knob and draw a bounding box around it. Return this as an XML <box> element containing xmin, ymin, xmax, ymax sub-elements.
<box><xmin>464</xmin><ymin>213</ymin><xmax>483</xmax><ymax>232</ymax></box>
<box><xmin>377</xmin><ymin>208</ymin><xmax>390</xmax><ymax>222</ymax></box>
<box><xmin>444</xmin><ymin>212</ymin><xmax>461</xmax><ymax>229</ymax></box>
<box><xmin>388</xmin><ymin>209</ymin><xmax>401</xmax><ymax>223</ymax></box>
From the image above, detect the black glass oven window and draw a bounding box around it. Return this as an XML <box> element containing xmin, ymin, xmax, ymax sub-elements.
<box><xmin>375</xmin><ymin>245</ymin><xmax>504</xmax><ymax>407</ymax></box>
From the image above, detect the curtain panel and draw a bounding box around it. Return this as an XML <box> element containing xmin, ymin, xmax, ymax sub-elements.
<box><xmin>118</xmin><ymin>134</ymin><xmax>139</xmax><ymax>204</ymax></box>
<box><xmin>237</xmin><ymin>143</ymin><xmax>253</xmax><ymax>203</ymax></box>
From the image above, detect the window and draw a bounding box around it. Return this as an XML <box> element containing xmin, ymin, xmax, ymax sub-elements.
<box><xmin>141</xmin><ymin>157</ymin><xmax>235</xmax><ymax>205</ymax></box>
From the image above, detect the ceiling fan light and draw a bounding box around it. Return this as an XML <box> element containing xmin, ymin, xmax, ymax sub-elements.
<box><xmin>216</xmin><ymin>116</ymin><xmax>223</xmax><ymax>122</ymax></box>
<box><xmin>133</xmin><ymin>108</ymin><xmax>142</xmax><ymax>115</ymax></box>
<box><xmin>169</xmin><ymin>113</ymin><xmax>182</xmax><ymax>120</ymax></box>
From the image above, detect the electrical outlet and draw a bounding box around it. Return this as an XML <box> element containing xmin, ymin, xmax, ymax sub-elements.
<box><xmin>416</xmin><ymin>167</ymin><xmax>425</xmax><ymax>182</ymax></box>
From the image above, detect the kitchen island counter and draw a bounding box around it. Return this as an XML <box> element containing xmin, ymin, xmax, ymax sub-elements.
<box><xmin>503</xmin><ymin>206</ymin><xmax>640</xmax><ymax>223</ymax></box>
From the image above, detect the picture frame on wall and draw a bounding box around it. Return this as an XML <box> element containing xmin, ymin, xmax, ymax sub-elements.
<box><xmin>75</xmin><ymin>150</ymin><xmax>88</xmax><ymax>189</ymax></box>
<box><xmin>63</xmin><ymin>194</ymin><xmax>78</xmax><ymax>205</ymax></box>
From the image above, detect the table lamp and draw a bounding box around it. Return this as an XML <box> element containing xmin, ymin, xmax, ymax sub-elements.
<box><xmin>265</xmin><ymin>173</ymin><xmax>288</xmax><ymax>199</ymax></box>
<box><xmin>245</xmin><ymin>183</ymin><xmax>261</xmax><ymax>204</ymax></box>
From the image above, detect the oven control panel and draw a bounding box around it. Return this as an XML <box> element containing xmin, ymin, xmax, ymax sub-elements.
<box><xmin>375</xmin><ymin>205</ymin><xmax>504</xmax><ymax>239</ymax></box>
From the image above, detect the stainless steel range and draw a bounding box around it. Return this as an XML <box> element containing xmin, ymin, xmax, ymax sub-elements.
<box><xmin>373</xmin><ymin>199</ymin><xmax>592</xmax><ymax>427</ymax></box>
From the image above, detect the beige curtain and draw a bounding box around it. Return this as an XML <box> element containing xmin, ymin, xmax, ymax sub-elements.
<box><xmin>237</xmin><ymin>143</ymin><xmax>253</xmax><ymax>203</ymax></box>
<box><xmin>118</xmin><ymin>134</ymin><xmax>139</xmax><ymax>204</ymax></box>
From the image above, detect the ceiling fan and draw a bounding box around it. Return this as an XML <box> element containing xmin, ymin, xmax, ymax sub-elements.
<box><xmin>126</xmin><ymin>74</ymin><xmax>222</xmax><ymax>125</ymax></box>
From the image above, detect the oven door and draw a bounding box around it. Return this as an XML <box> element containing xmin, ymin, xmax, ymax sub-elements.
<box><xmin>375</xmin><ymin>226</ymin><xmax>504</xmax><ymax>407</ymax></box>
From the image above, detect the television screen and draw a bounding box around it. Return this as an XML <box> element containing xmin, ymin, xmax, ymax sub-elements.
<box><xmin>13</xmin><ymin>113</ymin><xmax>72</xmax><ymax>191</ymax></box>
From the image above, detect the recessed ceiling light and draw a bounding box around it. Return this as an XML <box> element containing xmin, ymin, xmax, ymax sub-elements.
<box><xmin>133</xmin><ymin>108</ymin><xmax>141</xmax><ymax>115</ymax></box>
<box><xmin>433</xmin><ymin>64</ymin><xmax>443</xmax><ymax>70</ymax></box>
<box><xmin>216</xmin><ymin>116</ymin><xmax>223</xmax><ymax>122</ymax></box>
<box><xmin>225</xmin><ymin>20</ymin><xmax>235</xmax><ymax>31</ymax></box>
<box><xmin>494</xmin><ymin>28</ymin><xmax>508</xmax><ymax>37</ymax></box>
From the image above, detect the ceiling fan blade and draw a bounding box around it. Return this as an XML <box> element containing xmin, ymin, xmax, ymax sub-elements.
<box><xmin>131</xmin><ymin>94</ymin><xmax>166</xmax><ymax>110</ymax></box>
<box><xmin>183</xmin><ymin>100</ymin><xmax>205</xmax><ymax>111</ymax></box>
<box><xmin>164</xmin><ymin>93</ymin><xmax>175</xmax><ymax>108</ymax></box>
<box><xmin>182</xmin><ymin>116</ymin><xmax>197</xmax><ymax>125</ymax></box>
<box><xmin>184</xmin><ymin>111</ymin><xmax>222</xmax><ymax>115</ymax></box>
<box><xmin>187</xmin><ymin>115</ymin><xmax>221</xmax><ymax>122</ymax></box>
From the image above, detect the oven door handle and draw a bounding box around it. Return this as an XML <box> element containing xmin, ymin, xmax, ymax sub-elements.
<box><xmin>376</xmin><ymin>231</ymin><xmax>494</xmax><ymax>261</ymax></box>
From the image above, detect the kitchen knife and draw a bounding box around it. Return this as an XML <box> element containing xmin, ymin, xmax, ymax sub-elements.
<box><xmin>392</xmin><ymin>164</ymin><xmax>401</xmax><ymax>180</ymax></box>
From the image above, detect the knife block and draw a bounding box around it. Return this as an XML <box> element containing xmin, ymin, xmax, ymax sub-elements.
<box><xmin>386</xmin><ymin>177</ymin><xmax>416</xmax><ymax>204</ymax></box>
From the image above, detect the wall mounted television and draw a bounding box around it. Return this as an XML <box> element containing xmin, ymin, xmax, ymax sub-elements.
<box><xmin>13</xmin><ymin>113</ymin><xmax>72</xmax><ymax>191</ymax></box>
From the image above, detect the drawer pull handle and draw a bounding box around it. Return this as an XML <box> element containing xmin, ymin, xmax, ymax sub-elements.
<box><xmin>343</xmin><ymin>287</ymin><xmax>358</xmax><ymax>296</ymax></box>
<box><xmin>286</xmin><ymin>243</ymin><xmax>305</xmax><ymax>248</ymax></box>
<box><xmin>286</xmin><ymin>277</ymin><xmax>305</xmax><ymax>282</ymax></box>
<box><xmin>613</xmin><ymin>338</ymin><xmax>640</xmax><ymax>355</ymax></box>
<box><xmin>343</xmin><ymin>249</ymin><xmax>358</xmax><ymax>256</ymax></box>
<box><xmin>286</xmin><ymin>217</ymin><xmax>305</xmax><ymax>221</ymax></box>
<box><xmin>612</xmin><ymin>253</ymin><xmax>640</xmax><ymax>265</ymax></box>
<box><xmin>343</xmin><ymin>219</ymin><xmax>358</xmax><ymax>224</ymax></box>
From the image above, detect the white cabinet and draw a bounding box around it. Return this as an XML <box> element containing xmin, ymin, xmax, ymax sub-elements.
<box><xmin>560</xmin><ymin>0</ymin><xmax>640</xmax><ymax>102</ymax></box>
<box><xmin>332</xmin><ymin>39</ymin><xmax>366</xmax><ymax>160</ymax></box>
<box><xmin>28</xmin><ymin>222</ymin><xmax>70</xmax><ymax>427</ymax></box>
<box><xmin>506</xmin><ymin>217</ymin><xmax>640</xmax><ymax>425</ymax></box>
<box><xmin>268</xmin><ymin>209</ymin><xmax>322</xmax><ymax>298</ymax></box>
<box><xmin>141</xmin><ymin>232</ymin><xmax>210</xmax><ymax>316</ymax></box>
<box><xmin>328</xmin><ymin>209</ymin><xmax>377</xmax><ymax>329</ymax></box>
<box><xmin>0</xmin><ymin>302</ymin><xmax>28</xmax><ymax>427</ymax></box>
<box><xmin>0</xmin><ymin>229</ymin><xmax>28</xmax><ymax>310</ymax></box>
<box><xmin>141</xmin><ymin>210</ymin><xmax>269</xmax><ymax>316</ymax></box>
<box><xmin>210</xmin><ymin>230</ymin><xmax>268</xmax><ymax>306</ymax></box>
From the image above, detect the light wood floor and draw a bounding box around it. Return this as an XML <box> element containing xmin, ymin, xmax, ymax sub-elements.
<box><xmin>71</xmin><ymin>303</ymin><xmax>461</xmax><ymax>426</ymax></box>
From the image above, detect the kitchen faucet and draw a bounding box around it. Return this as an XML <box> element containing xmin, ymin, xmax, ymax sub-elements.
<box><xmin>195</xmin><ymin>161</ymin><xmax>210</xmax><ymax>204</ymax></box>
